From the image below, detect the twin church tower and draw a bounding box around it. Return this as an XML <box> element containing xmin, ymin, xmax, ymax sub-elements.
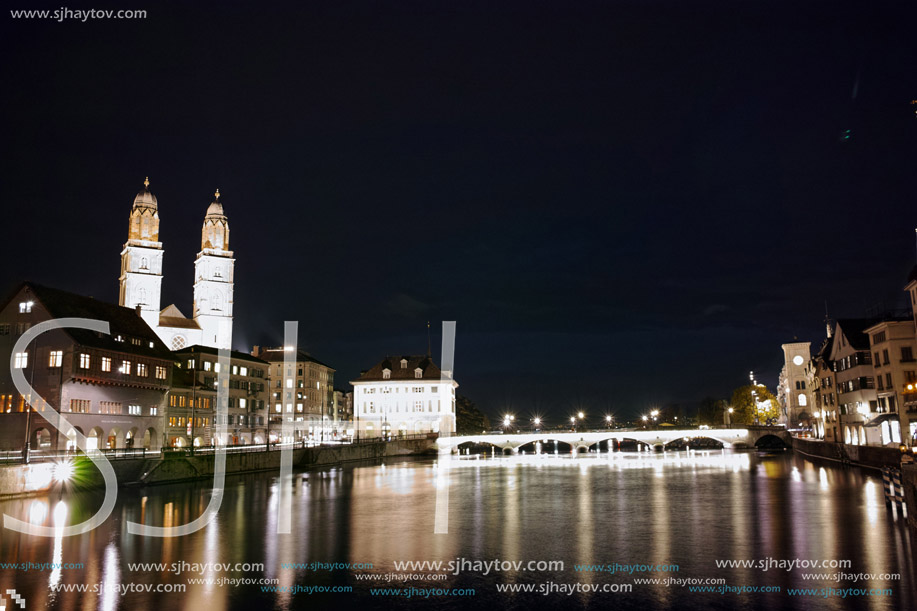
<box><xmin>118</xmin><ymin>178</ymin><xmax>235</xmax><ymax>351</ymax></box>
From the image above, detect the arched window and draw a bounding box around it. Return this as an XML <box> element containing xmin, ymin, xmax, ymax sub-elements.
<box><xmin>137</xmin><ymin>288</ymin><xmax>147</xmax><ymax>305</ymax></box>
<box><xmin>211</xmin><ymin>292</ymin><xmax>222</xmax><ymax>311</ymax></box>
<box><xmin>140</xmin><ymin>257</ymin><xmax>149</xmax><ymax>270</ymax></box>
<box><xmin>798</xmin><ymin>393</ymin><xmax>807</xmax><ymax>407</ymax></box>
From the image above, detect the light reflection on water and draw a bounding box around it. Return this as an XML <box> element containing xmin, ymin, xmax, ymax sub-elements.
<box><xmin>0</xmin><ymin>450</ymin><xmax>914</xmax><ymax>610</ymax></box>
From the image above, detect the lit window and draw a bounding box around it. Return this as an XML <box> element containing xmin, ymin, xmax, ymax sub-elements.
<box><xmin>204</xmin><ymin>361</ymin><xmax>212</xmax><ymax>371</ymax></box>
<box><xmin>297</xmin><ymin>403</ymin><xmax>303</xmax><ymax>412</ymax></box>
<box><xmin>137</xmin><ymin>363</ymin><xmax>148</xmax><ymax>377</ymax></box>
<box><xmin>415</xmin><ymin>368</ymin><xmax>422</xmax><ymax>379</ymax></box>
<box><xmin>286</xmin><ymin>379</ymin><xmax>293</xmax><ymax>389</ymax></box>
<box><xmin>79</xmin><ymin>353</ymin><xmax>90</xmax><ymax>369</ymax></box>
<box><xmin>14</xmin><ymin>352</ymin><xmax>28</xmax><ymax>368</ymax></box>
<box><xmin>155</xmin><ymin>366</ymin><xmax>167</xmax><ymax>379</ymax></box>
<box><xmin>275</xmin><ymin>403</ymin><xmax>282</xmax><ymax>413</ymax></box>
<box><xmin>382</xmin><ymin>369</ymin><xmax>391</xmax><ymax>380</ymax></box>
<box><xmin>232</xmin><ymin>365</ymin><xmax>238</xmax><ymax>375</ymax></box>
<box><xmin>48</xmin><ymin>351</ymin><xmax>62</xmax><ymax>367</ymax></box>
<box><xmin>128</xmin><ymin>405</ymin><xmax>142</xmax><ymax>415</ymax></box>
<box><xmin>240</xmin><ymin>367</ymin><xmax>248</xmax><ymax>376</ymax></box>
<box><xmin>150</xmin><ymin>407</ymin><xmax>158</xmax><ymax>416</ymax></box>
<box><xmin>214</xmin><ymin>363</ymin><xmax>221</xmax><ymax>373</ymax></box>
<box><xmin>239</xmin><ymin>398</ymin><xmax>247</xmax><ymax>409</ymax></box>
<box><xmin>102</xmin><ymin>357</ymin><xmax>111</xmax><ymax>372</ymax></box>
<box><xmin>19</xmin><ymin>301</ymin><xmax>33</xmax><ymax>313</ymax></box>
<box><xmin>120</xmin><ymin>360</ymin><xmax>131</xmax><ymax>375</ymax></box>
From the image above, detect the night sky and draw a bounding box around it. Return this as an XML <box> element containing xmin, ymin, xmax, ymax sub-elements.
<box><xmin>2</xmin><ymin>0</ymin><xmax>916</xmax><ymax>423</ymax></box>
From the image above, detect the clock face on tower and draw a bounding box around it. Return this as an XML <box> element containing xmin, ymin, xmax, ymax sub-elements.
<box><xmin>793</xmin><ymin>355</ymin><xmax>804</xmax><ymax>366</ymax></box>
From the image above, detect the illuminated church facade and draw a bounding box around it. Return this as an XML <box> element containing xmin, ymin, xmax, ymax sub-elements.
<box><xmin>118</xmin><ymin>178</ymin><xmax>235</xmax><ymax>351</ymax></box>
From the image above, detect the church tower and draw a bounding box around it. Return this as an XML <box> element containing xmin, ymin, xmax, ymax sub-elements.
<box><xmin>192</xmin><ymin>189</ymin><xmax>234</xmax><ymax>349</ymax></box>
<box><xmin>119</xmin><ymin>177</ymin><xmax>163</xmax><ymax>330</ymax></box>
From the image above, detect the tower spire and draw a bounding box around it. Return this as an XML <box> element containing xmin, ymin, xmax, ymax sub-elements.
<box><xmin>144</xmin><ymin>176</ymin><xmax>150</xmax><ymax>189</ymax></box>
<box><xmin>215</xmin><ymin>188</ymin><xmax>220</xmax><ymax>200</ymax></box>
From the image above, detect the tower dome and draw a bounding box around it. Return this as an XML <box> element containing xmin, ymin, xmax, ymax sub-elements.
<box><xmin>133</xmin><ymin>176</ymin><xmax>158</xmax><ymax>209</ymax></box>
<box><xmin>127</xmin><ymin>177</ymin><xmax>160</xmax><ymax>242</ymax></box>
<box><xmin>201</xmin><ymin>188</ymin><xmax>230</xmax><ymax>251</ymax></box>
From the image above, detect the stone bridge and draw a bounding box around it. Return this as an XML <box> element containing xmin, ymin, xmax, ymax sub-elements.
<box><xmin>436</xmin><ymin>426</ymin><xmax>791</xmax><ymax>454</ymax></box>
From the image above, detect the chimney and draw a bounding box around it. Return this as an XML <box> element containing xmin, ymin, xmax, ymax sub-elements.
<box><xmin>135</xmin><ymin>305</ymin><xmax>142</xmax><ymax>317</ymax></box>
<box><xmin>251</xmin><ymin>345</ymin><xmax>260</xmax><ymax>356</ymax></box>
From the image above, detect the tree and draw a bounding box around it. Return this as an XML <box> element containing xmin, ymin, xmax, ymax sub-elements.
<box><xmin>455</xmin><ymin>395</ymin><xmax>490</xmax><ymax>434</ymax></box>
<box><xmin>697</xmin><ymin>397</ymin><xmax>728</xmax><ymax>425</ymax></box>
<box><xmin>730</xmin><ymin>385</ymin><xmax>780</xmax><ymax>425</ymax></box>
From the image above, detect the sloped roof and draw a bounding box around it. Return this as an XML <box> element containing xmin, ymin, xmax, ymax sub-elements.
<box><xmin>835</xmin><ymin>319</ymin><xmax>881</xmax><ymax>351</ymax></box>
<box><xmin>5</xmin><ymin>282</ymin><xmax>172</xmax><ymax>359</ymax></box>
<box><xmin>159</xmin><ymin>304</ymin><xmax>201</xmax><ymax>329</ymax></box>
<box><xmin>353</xmin><ymin>355</ymin><xmax>443</xmax><ymax>383</ymax></box>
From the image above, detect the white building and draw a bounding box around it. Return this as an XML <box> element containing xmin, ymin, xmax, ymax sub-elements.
<box><xmin>781</xmin><ymin>341</ymin><xmax>814</xmax><ymax>428</ymax></box>
<box><xmin>351</xmin><ymin>355</ymin><xmax>456</xmax><ymax>438</ymax></box>
<box><xmin>119</xmin><ymin>179</ymin><xmax>234</xmax><ymax>351</ymax></box>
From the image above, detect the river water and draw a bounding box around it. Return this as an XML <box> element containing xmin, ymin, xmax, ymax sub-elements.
<box><xmin>1</xmin><ymin>450</ymin><xmax>915</xmax><ymax>610</ymax></box>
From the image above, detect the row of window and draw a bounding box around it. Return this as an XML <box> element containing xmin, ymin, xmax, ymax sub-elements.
<box><xmin>361</xmin><ymin>400</ymin><xmax>445</xmax><ymax>414</ymax></box>
<box><xmin>186</xmin><ymin>359</ymin><xmax>264</xmax><ymax>377</ymax></box>
<box><xmin>0</xmin><ymin>322</ymin><xmax>31</xmax><ymax>335</ymax></box>
<box><xmin>873</xmin><ymin>347</ymin><xmax>915</xmax><ymax>367</ymax></box>
<box><xmin>65</xmin><ymin>399</ymin><xmax>158</xmax><ymax>416</ymax></box>
<box><xmin>11</xmin><ymin>351</ymin><xmax>169</xmax><ymax>380</ymax></box>
<box><xmin>363</xmin><ymin>386</ymin><xmax>441</xmax><ymax>395</ymax></box>
<box><xmin>169</xmin><ymin>394</ymin><xmax>266</xmax><ymax>410</ymax></box>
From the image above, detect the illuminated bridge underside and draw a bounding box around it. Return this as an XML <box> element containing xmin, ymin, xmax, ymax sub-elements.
<box><xmin>436</xmin><ymin>427</ymin><xmax>790</xmax><ymax>453</ymax></box>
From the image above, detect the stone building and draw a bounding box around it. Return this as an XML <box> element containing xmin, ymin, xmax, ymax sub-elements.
<box><xmin>781</xmin><ymin>341</ymin><xmax>814</xmax><ymax>428</ymax></box>
<box><xmin>119</xmin><ymin>179</ymin><xmax>235</xmax><ymax>351</ymax></box>
<box><xmin>0</xmin><ymin>282</ymin><xmax>172</xmax><ymax>451</ymax></box>
<box><xmin>167</xmin><ymin>346</ymin><xmax>269</xmax><ymax>447</ymax></box>
<box><xmin>351</xmin><ymin>355</ymin><xmax>456</xmax><ymax>438</ymax></box>
<box><xmin>250</xmin><ymin>346</ymin><xmax>336</xmax><ymax>442</ymax></box>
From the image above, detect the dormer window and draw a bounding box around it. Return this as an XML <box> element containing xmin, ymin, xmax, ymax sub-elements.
<box><xmin>383</xmin><ymin>368</ymin><xmax>391</xmax><ymax>380</ymax></box>
<box><xmin>19</xmin><ymin>301</ymin><xmax>33</xmax><ymax>314</ymax></box>
<box><xmin>415</xmin><ymin>368</ymin><xmax>422</xmax><ymax>379</ymax></box>
<box><xmin>400</xmin><ymin>359</ymin><xmax>408</xmax><ymax>369</ymax></box>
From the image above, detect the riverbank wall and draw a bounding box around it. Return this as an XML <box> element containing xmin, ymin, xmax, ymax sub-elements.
<box><xmin>0</xmin><ymin>438</ymin><xmax>436</xmax><ymax>499</ymax></box>
<box><xmin>791</xmin><ymin>437</ymin><xmax>904</xmax><ymax>470</ymax></box>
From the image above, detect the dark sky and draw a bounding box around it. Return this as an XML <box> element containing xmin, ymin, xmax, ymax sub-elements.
<box><xmin>2</xmin><ymin>0</ymin><xmax>916</xmax><ymax>423</ymax></box>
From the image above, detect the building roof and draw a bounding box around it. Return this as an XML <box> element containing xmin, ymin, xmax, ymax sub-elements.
<box><xmin>4</xmin><ymin>282</ymin><xmax>172</xmax><ymax>359</ymax></box>
<box><xmin>352</xmin><ymin>355</ymin><xmax>444</xmax><ymax>383</ymax></box>
<box><xmin>175</xmin><ymin>344</ymin><xmax>269</xmax><ymax>365</ymax></box>
<box><xmin>133</xmin><ymin>177</ymin><xmax>158</xmax><ymax>210</ymax></box>
<box><xmin>835</xmin><ymin>319</ymin><xmax>881</xmax><ymax>351</ymax></box>
<box><xmin>816</xmin><ymin>334</ymin><xmax>834</xmax><ymax>360</ymax></box>
<box><xmin>252</xmin><ymin>347</ymin><xmax>335</xmax><ymax>369</ymax></box>
<box><xmin>159</xmin><ymin>307</ymin><xmax>201</xmax><ymax>330</ymax></box>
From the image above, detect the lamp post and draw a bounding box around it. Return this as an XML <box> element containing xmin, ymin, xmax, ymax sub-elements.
<box><xmin>605</xmin><ymin>415</ymin><xmax>613</xmax><ymax>429</ymax></box>
<box><xmin>725</xmin><ymin>407</ymin><xmax>734</xmax><ymax>426</ymax></box>
<box><xmin>532</xmin><ymin>417</ymin><xmax>541</xmax><ymax>431</ymax></box>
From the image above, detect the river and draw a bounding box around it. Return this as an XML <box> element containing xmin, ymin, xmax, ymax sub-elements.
<box><xmin>1</xmin><ymin>450</ymin><xmax>915</xmax><ymax>610</ymax></box>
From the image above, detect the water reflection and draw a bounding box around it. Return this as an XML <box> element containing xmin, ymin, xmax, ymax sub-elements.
<box><xmin>0</xmin><ymin>451</ymin><xmax>914</xmax><ymax>611</ymax></box>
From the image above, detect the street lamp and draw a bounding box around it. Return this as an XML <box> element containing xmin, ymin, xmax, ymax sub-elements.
<box><xmin>726</xmin><ymin>407</ymin><xmax>734</xmax><ymax>426</ymax></box>
<box><xmin>532</xmin><ymin>417</ymin><xmax>541</xmax><ymax>430</ymax></box>
<box><xmin>502</xmin><ymin>414</ymin><xmax>515</xmax><ymax>433</ymax></box>
<box><xmin>641</xmin><ymin>415</ymin><xmax>648</xmax><ymax>429</ymax></box>
<box><xmin>605</xmin><ymin>415</ymin><xmax>613</xmax><ymax>428</ymax></box>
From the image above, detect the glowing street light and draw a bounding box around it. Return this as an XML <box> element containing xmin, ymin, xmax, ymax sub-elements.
<box><xmin>53</xmin><ymin>460</ymin><xmax>74</xmax><ymax>483</ymax></box>
<box><xmin>532</xmin><ymin>417</ymin><xmax>542</xmax><ymax>429</ymax></box>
